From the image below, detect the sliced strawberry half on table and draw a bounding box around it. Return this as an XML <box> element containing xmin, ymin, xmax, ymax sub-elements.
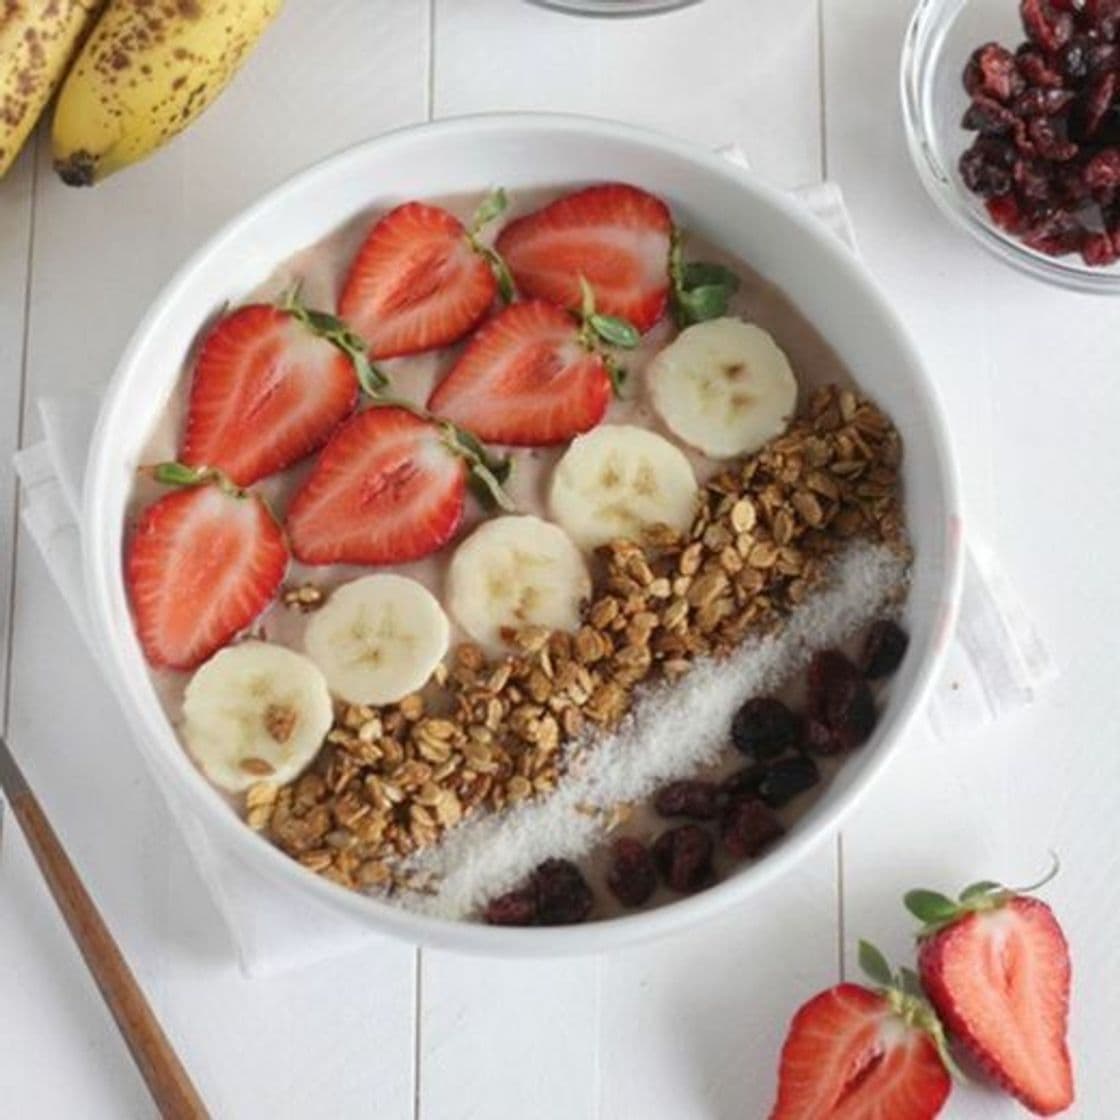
<box><xmin>495</xmin><ymin>182</ymin><xmax>672</xmax><ymax>333</ymax></box>
<box><xmin>426</xmin><ymin>300</ymin><xmax>612</xmax><ymax>446</ymax></box>
<box><xmin>286</xmin><ymin>406</ymin><xmax>471</xmax><ymax>566</ymax></box>
<box><xmin>770</xmin><ymin>962</ymin><xmax>953</xmax><ymax>1120</ymax></box>
<box><xmin>127</xmin><ymin>468</ymin><xmax>288</xmax><ymax>670</ymax></box>
<box><xmin>181</xmin><ymin>303</ymin><xmax>363</xmax><ymax>487</ymax></box>
<box><xmin>907</xmin><ymin>876</ymin><xmax>1075</xmax><ymax>1116</ymax></box>
<box><xmin>339</xmin><ymin>201</ymin><xmax>497</xmax><ymax>359</ymax></box>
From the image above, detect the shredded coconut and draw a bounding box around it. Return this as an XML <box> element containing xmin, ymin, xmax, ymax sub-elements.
<box><xmin>392</xmin><ymin>541</ymin><xmax>908</xmax><ymax>920</ymax></box>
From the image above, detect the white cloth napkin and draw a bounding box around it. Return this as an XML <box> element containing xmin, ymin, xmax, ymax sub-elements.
<box><xmin>10</xmin><ymin>175</ymin><xmax>1055</xmax><ymax>977</ymax></box>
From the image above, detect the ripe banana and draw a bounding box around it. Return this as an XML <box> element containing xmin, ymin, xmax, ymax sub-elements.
<box><xmin>648</xmin><ymin>317</ymin><xmax>798</xmax><ymax>458</ymax></box>
<box><xmin>549</xmin><ymin>425</ymin><xmax>699</xmax><ymax>552</ymax></box>
<box><xmin>304</xmin><ymin>575</ymin><xmax>451</xmax><ymax>706</ymax></box>
<box><xmin>52</xmin><ymin>0</ymin><xmax>282</xmax><ymax>185</ymax></box>
<box><xmin>447</xmin><ymin>515</ymin><xmax>591</xmax><ymax>652</ymax></box>
<box><xmin>0</xmin><ymin>0</ymin><xmax>104</xmax><ymax>179</ymax></box>
<box><xmin>181</xmin><ymin>640</ymin><xmax>332</xmax><ymax>793</ymax></box>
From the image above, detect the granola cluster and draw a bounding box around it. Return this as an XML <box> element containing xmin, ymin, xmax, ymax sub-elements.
<box><xmin>247</xmin><ymin>385</ymin><xmax>907</xmax><ymax>893</ymax></box>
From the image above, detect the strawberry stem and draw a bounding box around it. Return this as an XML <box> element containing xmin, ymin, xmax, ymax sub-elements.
<box><xmin>669</xmin><ymin>226</ymin><xmax>742</xmax><ymax>328</ymax></box>
<box><xmin>466</xmin><ymin>188</ymin><xmax>516</xmax><ymax>305</ymax></box>
<box><xmin>278</xmin><ymin>289</ymin><xmax>389</xmax><ymax>396</ymax></box>
<box><xmin>146</xmin><ymin>461</ymin><xmax>243</xmax><ymax>497</ymax></box>
<box><xmin>439</xmin><ymin>422</ymin><xmax>516</xmax><ymax>513</ymax></box>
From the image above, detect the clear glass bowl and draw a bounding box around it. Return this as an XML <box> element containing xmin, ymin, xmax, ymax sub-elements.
<box><xmin>527</xmin><ymin>0</ymin><xmax>704</xmax><ymax>15</ymax></box>
<box><xmin>901</xmin><ymin>0</ymin><xmax>1120</xmax><ymax>294</ymax></box>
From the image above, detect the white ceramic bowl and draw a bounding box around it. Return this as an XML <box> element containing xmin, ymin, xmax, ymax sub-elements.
<box><xmin>84</xmin><ymin>113</ymin><xmax>964</xmax><ymax>956</ymax></box>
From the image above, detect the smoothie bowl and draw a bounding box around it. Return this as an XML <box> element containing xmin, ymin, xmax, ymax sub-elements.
<box><xmin>84</xmin><ymin>114</ymin><xmax>963</xmax><ymax>955</ymax></box>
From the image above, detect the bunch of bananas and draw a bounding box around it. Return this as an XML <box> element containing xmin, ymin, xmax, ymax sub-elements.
<box><xmin>0</xmin><ymin>0</ymin><xmax>281</xmax><ymax>185</ymax></box>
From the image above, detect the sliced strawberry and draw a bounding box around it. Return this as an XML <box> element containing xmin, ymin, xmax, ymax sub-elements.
<box><xmin>770</xmin><ymin>982</ymin><xmax>952</xmax><ymax>1119</ymax></box>
<box><xmin>127</xmin><ymin>474</ymin><xmax>288</xmax><ymax>670</ymax></box>
<box><xmin>181</xmin><ymin>304</ymin><xmax>360</xmax><ymax>486</ymax></box>
<box><xmin>338</xmin><ymin>202</ymin><xmax>497</xmax><ymax>359</ymax></box>
<box><xmin>286</xmin><ymin>406</ymin><xmax>468</xmax><ymax>566</ymax></box>
<box><xmin>426</xmin><ymin>300</ymin><xmax>611</xmax><ymax>446</ymax></box>
<box><xmin>495</xmin><ymin>183</ymin><xmax>672</xmax><ymax>333</ymax></box>
<box><xmin>910</xmin><ymin>883</ymin><xmax>1074</xmax><ymax>1116</ymax></box>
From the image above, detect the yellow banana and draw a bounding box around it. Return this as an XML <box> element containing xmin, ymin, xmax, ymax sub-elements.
<box><xmin>52</xmin><ymin>0</ymin><xmax>282</xmax><ymax>186</ymax></box>
<box><xmin>0</xmin><ymin>0</ymin><xmax>104</xmax><ymax>179</ymax></box>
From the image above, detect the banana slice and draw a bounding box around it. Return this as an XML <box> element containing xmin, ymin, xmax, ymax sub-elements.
<box><xmin>447</xmin><ymin>515</ymin><xmax>591</xmax><ymax>652</ymax></box>
<box><xmin>648</xmin><ymin>317</ymin><xmax>798</xmax><ymax>458</ymax></box>
<box><xmin>549</xmin><ymin>425</ymin><xmax>699</xmax><ymax>552</ymax></box>
<box><xmin>181</xmin><ymin>641</ymin><xmax>333</xmax><ymax>794</ymax></box>
<box><xmin>304</xmin><ymin>575</ymin><xmax>450</xmax><ymax>705</ymax></box>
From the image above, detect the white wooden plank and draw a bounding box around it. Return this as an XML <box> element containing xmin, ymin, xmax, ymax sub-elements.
<box><xmin>824</xmin><ymin>1</ymin><xmax>1120</xmax><ymax>1114</ymax></box>
<box><xmin>599</xmin><ymin>856</ymin><xmax>839</xmax><ymax>1119</ymax></box>
<box><xmin>0</xmin><ymin>137</ymin><xmax>34</xmax><ymax>720</ymax></box>
<box><xmin>432</xmin><ymin>0</ymin><xmax>822</xmax><ymax>188</ymax></box>
<box><xmin>4</xmin><ymin>3</ymin><xmax>429</xmax><ymax>1117</ymax></box>
<box><xmin>420</xmin><ymin>5</ymin><xmax>836</xmax><ymax>1118</ymax></box>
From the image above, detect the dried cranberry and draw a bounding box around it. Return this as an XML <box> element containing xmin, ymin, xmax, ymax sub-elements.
<box><xmin>1022</xmin><ymin>210</ymin><xmax>1086</xmax><ymax>253</ymax></box>
<box><xmin>653</xmin><ymin>826</ymin><xmax>714</xmax><ymax>894</ymax></box>
<box><xmin>986</xmin><ymin>193</ymin><xmax>1029</xmax><ymax>231</ymax></box>
<box><xmin>1014</xmin><ymin>154</ymin><xmax>1057</xmax><ymax>198</ymax></box>
<box><xmin>1086</xmin><ymin>146</ymin><xmax>1120</xmax><ymax>187</ymax></box>
<box><xmin>1086</xmin><ymin>42</ymin><xmax>1119</xmax><ymax>71</ymax></box>
<box><xmin>654</xmin><ymin>780</ymin><xmax>722</xmax><ymax>820</ymax></box>
<box><xmin>1071</xmin><ymin>71</ymin><xmax>1118</xmax><ymax>138</ymax></box>
<box><xmin>1028</xmin><ymin>116</ymin><xmax>1080</xmax><ymax>159</ymax></box>
<box><xmin>606</xmin><ymin>837</ymin><xmax>658</xmax><ymax>908</ymax></box>
<box><xmin>805</xmin><ymin>718</ymin><xmax>843</xmax><ymax>755</ymax></box>
<box><xmin>1080</xmin><ymin>229</ymin><xmax>1120</xmax><ymax>261</ymax></box>
<box><xmin>1016</xmin><ymin>45</ymin><xmax>1066</xmax><ymax>86</ymax></box>
<box><xmin>721</xmin><ymin>763</ymin><xmax>770</xmax><ymax>801</ymax></box>
<box><xmin>964</xmin><ymin>43</ymin><xmax>1026</xmax><ymax>101</ymax></box>
<box><xmin>807</xmin><ymin>650</ymin><xmax>877</xmax><ymax>752</ymax></box>
<box><xmin>1012</xmin><ymin>87</ymin><xmax>1078</xmax><ymax>116</ymax></box>
<box><xmin>485</xmin><ymin>886</ymin><xmax>539</xmax><ymax>926</ymax></box>
<box><xmin>1061</xmin><ymin>34</ymin><xmax>1093</xmax><ymax>79</ymax></box>
<box><xmin>759</xmin><ymin>756</ymin><xmax>821</xmax><ymax>808</ymax></box>
<box><xmin>1022</xmin><ymin>0</ymin><xmax>1076</xmax><ymax>51</ymax></box>
<box><xmin>963</xmin><ymin>96</ymin><xmax>1019</xmax><ymax>134</ymax></box>
<box><xmin>861</xmin><ymin>620</ymin><xmax>910</xmax><ymax>680</ymax></box>
<box><xmin>731</xmin><ymin>697</ymin><xmax>801</xmax><ymax>760</ymax></box>
<box><xmin>960</xmin><ymin>139</ymin><xmax>1016</xmax><ymax>196</ymax></box>
<box><xmin>533</xmin><ymin>859</ymin><xmax>594</xmax><ymax>925</ymax></box>
<box><xmin>722</xmin><ymin>798</ymin><xmax>785</xmax><ymax>860</ymax></box>
<box><xmin>1054</xmin><ymin>163</ymin><xmax>1094</xmax><ymax>204</ymax></box>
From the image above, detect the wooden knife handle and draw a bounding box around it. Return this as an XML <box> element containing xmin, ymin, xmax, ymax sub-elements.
<box><xmin>8</xmin><ymin>788</ymin><xmax>209</xmax><ymax>1119</ymax></box>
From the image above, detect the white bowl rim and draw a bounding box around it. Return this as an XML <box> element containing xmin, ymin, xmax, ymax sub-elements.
<box><xmin>83</xmin><ymin>111</ymin><xmax>965</xmax><ymax>957</ymax></box>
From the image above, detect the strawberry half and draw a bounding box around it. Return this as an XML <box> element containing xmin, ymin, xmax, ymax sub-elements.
<box><xmin>427</xmin><ymin>300</ymin><xmax>613</xmax><ymax>446</ymax></box>
<box><xmin>907</xmin><ymin>875</ymin><xmax>1075</xmax><ymax>1116</ymax></box>
<box><xmin>770</xmin><ymin>944</ymin><xmax>953</xmax><ymax>1120</ymax></box>
<box><xmin>286</xmin><ymin>406</ymin><xmax>474</xmax><ymax>566</ymax></box>
<box><xmin>339</xmin><ymin>201</ymin><xmax>498</xmax><ymax>359</ymax></box>
<box><xmin>495</xmin><ymin>183</ymin><xmax>672</xmax><ymax>333</ymax></box>
<box><xmin>181</xmin><ymin>303</ymin><xmax>376</xmax><ymax>487</ymax></box>
<box><xmin>127</xmin><ymin>466</ymin><xmax>288</xmax><ymax>670</ymax></box>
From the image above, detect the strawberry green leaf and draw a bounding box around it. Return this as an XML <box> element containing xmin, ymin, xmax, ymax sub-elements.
<box><xmin>674</xmin><ymin>284</ymin><xmax>731</xmax><ymax>326</ymax></box>
<box><xmin>898</xmin><ymin>966</ymin><xmax>925</xmax><ymax>999</ymax></box>
<box><xmin>959</xmin><ymin>880</ymin><xmax>1004</xmax><ymax>904</ymax></box>
<box><xmin>682</xmin><ymin>261</ymin><xmax>741</xmax><ymax>293</ymax></box>
<box><xmin>470</xmin><ymin>187</ymin><xmax>508</xmax><ymax>236</ymax></box>
<box><xmin>482</xmin><ymin>247</ymin><xmax>516</xmax><ymax>304</ymax></box>
<box><xmin>858</xmin><ymin>939</ymin><xmax>894</xmax><ymax>988</ymax></box>
<box><xmin>283</xmin><ymin>296</ymin><xmax>389</xmax><ymax>394</ymax></box>
<box><xmin>148</xmin><ymin>462</ymin><xmax>242</xmax><ymax>497</ymax></box>
<box><xmin>604</xmin><ymin>355</ymin><xmax>628</xmax><ymax>398</ymax></box>
<box><xmin>589</xmin><ymin>313</ymin><xmax>640</xmax><ymax>350</ymax></box>
<box><xmin>904</xmin><ymin>889</ymin><xmax>961</xmax><ymax>926</ymax></box>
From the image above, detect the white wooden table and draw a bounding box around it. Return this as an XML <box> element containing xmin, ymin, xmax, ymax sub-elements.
<box><xmin>1</xmin><ymin>2</ymin><xmax>1117</xmax><ymax>1116</ymax></box>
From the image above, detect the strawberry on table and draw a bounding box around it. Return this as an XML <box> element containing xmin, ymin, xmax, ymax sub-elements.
<box><xmin>770</xmin><ymin>942</ymin><xmax>954</xmax><ymax>1120</ymax></box>
<box><xmin>182</xmin><ymin>300</ymin><xmax>381</xmax><ymax>487</ymax></box>
<box><xmin>127</xmin><ymin>465</ymin><xmax>288</xmax><ymax>670</ymax></box>
<box><xmin>339</xmin><ymin>197</ymin><xmax>505</xmax><ymax>359</ymax></box>
<box><xmin>286</xmin><ymin>405</ymin><xmax>510</xmax><ymax>567</ymax></box>
<box><xmin>906</xmin><ymin>871</ymin><xmax>1075</xmax><ymax>1116</ymax></box>
<box><xmin>427</xmin><ymin>300</ymin><xmax>614</xmax><ymax>446</ymax></box>
<box><xmin>495</xmin><ymin>182</ymin><xmax>673</xmax><ymax>333</ymax></box>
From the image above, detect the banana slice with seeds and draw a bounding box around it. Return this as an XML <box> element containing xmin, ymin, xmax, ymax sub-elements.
<box><xmin>447</xmin><ymin>515</ymin><xmax>591</xmax><ymax>652</ymax></box>
<box><xmin>304</xmin><ymin>574</ymin><xmax>450</xmax><ymax>705</ymax></box>
<box><xmin>549</xmin><ymin>424</ymin><xmax>699</xmax><ymax>552</ymax></box>
<box><xmin>649</xmin><ymin>317</ymin><xmax>797</xmax><ymax>458</ymax></box>
<box><xmin>181</xmin><ymin>641</ymin><xmax>333</xmax><ymax>794</ymax></box>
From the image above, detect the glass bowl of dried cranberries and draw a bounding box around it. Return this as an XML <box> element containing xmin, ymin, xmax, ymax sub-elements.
<box><xmin>902</xmin><ymin>0</ymin><xmax>1120</xmax><ymax>293</ymax></box>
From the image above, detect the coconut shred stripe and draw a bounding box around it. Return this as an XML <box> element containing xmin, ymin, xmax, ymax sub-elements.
<box><xmin>393</xmin><ymin>541</ymin><xmax>909</xmax><ymax>920</ymax></box>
